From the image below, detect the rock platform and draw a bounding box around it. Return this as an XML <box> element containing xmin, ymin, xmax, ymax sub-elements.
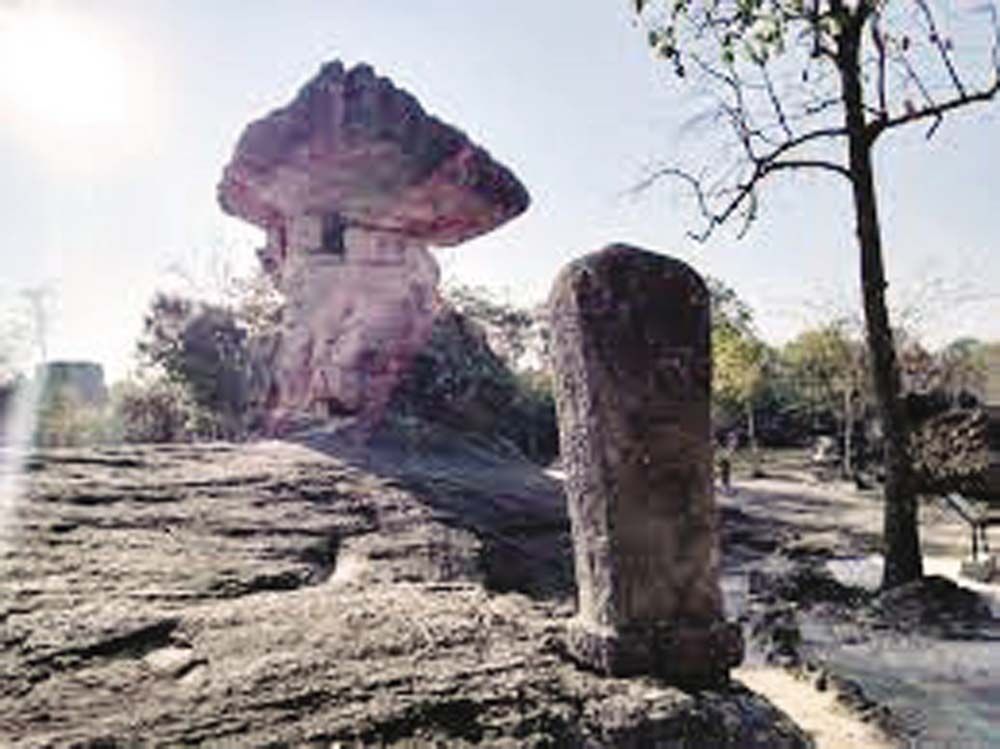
<box><xmin>1</xmin><ymin>440</ymin><xmax>810</xmax><ymax>748</ymax></box>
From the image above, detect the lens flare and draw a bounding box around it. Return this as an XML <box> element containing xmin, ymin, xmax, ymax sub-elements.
<box><xmin>0</xmin><ymin>373</ymin><xmax>44</xmax><ymax>556</ymax></box>
<box><xmin>0</xmin><ymin>5</ymin><xmax>164</xmax><ymax>174</ymax></box>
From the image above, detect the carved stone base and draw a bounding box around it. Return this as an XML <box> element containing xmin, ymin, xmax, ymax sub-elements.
<box><xmin>564</xmin><ymin>618</ymin><xmax>744</xmax><ymax>688</ymax></box>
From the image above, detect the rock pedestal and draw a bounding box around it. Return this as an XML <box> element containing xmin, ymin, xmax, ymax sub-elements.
<box><xmin>268</xmin><ymin>225</ymin><xmax>441</xmax><ymax>426</ymax></box>
<box><xmin>548</xmin><ymin>244</ymin><xmax>743</xmax><ymax>687</ymax></box>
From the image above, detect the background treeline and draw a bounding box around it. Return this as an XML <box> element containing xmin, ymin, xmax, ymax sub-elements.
<box><xmin>2</xmin><ymin>273</ymin><xmax>995</xmax><ymax>469</ymax></box>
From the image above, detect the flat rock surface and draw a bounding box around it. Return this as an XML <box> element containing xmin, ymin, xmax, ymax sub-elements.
<box><xmin>1</xmin><ymin>441</ymin><xmax>810</xmax><ymax>748</ymax></box>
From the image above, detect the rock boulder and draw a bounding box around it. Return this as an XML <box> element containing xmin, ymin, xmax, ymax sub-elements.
<box><xmin>218</xmin><ymin>61</ymin><xmax>529</xmax><ymax>432</ymax></box>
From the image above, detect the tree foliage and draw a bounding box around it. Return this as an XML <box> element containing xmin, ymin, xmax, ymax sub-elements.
<box><xmin>392</xmin><ymin>288</ymin><xmax>558</xmax><ymax>464</ymax></box>
<box><xmin>444</xmin><ymin>284</ymin><xmax>544</xmax><ymax>372</ymax></box>
<box><xmin>782</xmin><ymin>322</ymin><xmax>865</xmax><ymax>407</ymax></box>
<box><xmin>905</xmin><ymin>337</ymin><xmax>993</xmax><ymax>403</ymax></box>
<box><xmin>707</xmin><ymin>276</ymin><xmax>754</xmax><ymax>336</ymax></box>
<box><xmin>715</xmin><ymin>327</ymin><xmax>768</xmax><ymax>408</ymax></box>
<box><xmin>111</xmin><ymin>377</ymin><xmax>216</xmax><ymax>444</ymax></box>
<box><xmin>137</xmin><ymin>293</ymin><xmax>250</xmax><ymax>439</ymax></box>
<box><xmin>708</xmin><ymin>278</ymin><xmax>768</xmax><ymax>431</ymax></box>
<box><xmin>226</xmin><ymin>269</ymin><xmax>285</xmax><ymax>339</ymax></box>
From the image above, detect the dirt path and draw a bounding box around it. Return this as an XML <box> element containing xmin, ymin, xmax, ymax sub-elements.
<box><xmin>722</xmin><ymin>473</ymin><xmax>1000</xmax><ymax>748</ymax></box>
<box><xmin>736</xmin><ymin>666</ymin><xmax>897</xmax><ymax>749</ymax></box>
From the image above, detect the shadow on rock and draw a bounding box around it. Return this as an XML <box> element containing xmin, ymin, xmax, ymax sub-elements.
<box><xmin>290</xmin><ymin>416</ymin><xmax>575</xmax><ymax>600</ymax></box>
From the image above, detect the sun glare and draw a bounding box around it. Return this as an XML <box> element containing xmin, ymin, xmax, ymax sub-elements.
<box><xmin>0</xmin><ymin>6</ymin><xmax>161</xmax><ymax>172</ymax></box>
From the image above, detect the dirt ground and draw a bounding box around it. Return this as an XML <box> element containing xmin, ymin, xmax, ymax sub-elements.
<box><xmin>720</xmin><ymin>451</ymin><xmax>1000</xmax><ymax>749</ymax></box>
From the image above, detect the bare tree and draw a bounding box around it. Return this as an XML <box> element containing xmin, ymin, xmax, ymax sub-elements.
<box><xmin>633</xmin><ymin>0</ymin><xmax>999</xmax><ymax>588</ymax></box>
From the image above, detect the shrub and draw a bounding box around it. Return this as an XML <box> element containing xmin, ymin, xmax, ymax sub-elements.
<box><xmin>137</xmin><ymin>294</ymin><xmax>249</xmax><ymax>439</ymax></box>
<box><xmin>34</xmin><ymin>386</ymin><xmax>115</xmax><ymax>447</ymax></box>
<box><xmin>112</xmin><ymin>377</ymin><xmax>219</xmax><ymax>444</ymax></box>
<box><xmin>391</xmin><ymin>306</ymin><xmax>558</xmax><ymax>464</ymax></box>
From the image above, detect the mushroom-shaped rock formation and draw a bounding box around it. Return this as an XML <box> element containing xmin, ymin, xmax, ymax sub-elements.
<box><xmin>219</xmin><ymin>61</ymin><xmax>529</xmax><ymax>432</ymax></box>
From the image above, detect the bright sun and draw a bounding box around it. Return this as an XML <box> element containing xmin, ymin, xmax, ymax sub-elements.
<box><xmin>0</xmin><ymin>6</ymin><xmax>160</xmax><ymax>171</ymax></box>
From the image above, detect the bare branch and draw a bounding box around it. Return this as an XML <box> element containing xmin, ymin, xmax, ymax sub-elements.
<box><xmin>914</xmin><ymin>0</ymin><xmax>967</xmax><ymax>99</ymax></box>
<box><xmin>870</xmin><ymin>11</ymin><xmax>888</xmax><ymax>119</ymax></box>
<box><xmin>765</xmin><ymin>159</ymin><xmax>851</xmax><ymax>178</ymax></box>
<box><xmin>869</xmin><ymin>78</ymin><xmax>1000</xmax><ymax>142</ymax></box>
<box><xmin>895</xmin><ymin>45</ymin><xmax>938</xmax><ymax>112</ymax></box>
<box><xmin>633</xmin><ymin>0</ymin><xmax>999</xmax><ymax>239</ymax></box>
<box><xmin>640</xmin><ymin>149</ymin><xmax>850</xmax><ymax>243</ymax></box>
<box><xmin>761</xmin><ymin>125</ymin><xmax>849</xmax><ymax>162</ymax></box>
<box><xmin>760</xmin><ymin>64</ymin><xmax>794</xmax><ymax>139</ymax></box>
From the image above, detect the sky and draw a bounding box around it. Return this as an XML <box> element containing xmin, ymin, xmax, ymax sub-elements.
<box><xmin>0</xmin><ymin>0</ymin><xmax>998</xmax><ymax>382</ymax></box>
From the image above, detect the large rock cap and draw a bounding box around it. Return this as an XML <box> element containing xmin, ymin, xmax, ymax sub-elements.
<box><xmin>218</xmin><ymin>61</ymin><xmax>529</xmax><ymax>246</ymax></box>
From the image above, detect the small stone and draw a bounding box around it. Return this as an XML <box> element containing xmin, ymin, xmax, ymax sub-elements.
<box><xmin>144</xmin><ymin>646</ymin><xmax>201</xmax><ymax>678</ymax></box>
<box><xmin>815</xmin><ymin>669</ymin><xmax>829</xmax><ymax>692</ymax></box>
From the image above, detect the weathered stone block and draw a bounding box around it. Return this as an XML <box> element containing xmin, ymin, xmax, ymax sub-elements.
<box><xmin>548</xmin><ymin>244</ymin><xmax>743</xmax><ymax>686</ymax></box>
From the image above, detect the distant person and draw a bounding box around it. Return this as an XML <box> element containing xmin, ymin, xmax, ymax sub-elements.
<box><xmin>718</xmin><ymin>432</ymin><xmax>737</xmax><ymax>495</ymax></box>
<box><xmin>851</xmin><ymin>422</ymin><xmax>871</xmax><ymax>489</ymax></box>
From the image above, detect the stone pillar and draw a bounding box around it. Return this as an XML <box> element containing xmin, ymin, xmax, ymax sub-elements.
<box><xmin>548</xmin><ymin>244</ymin><xmax>743</xmax><ymax>687</ymax></box>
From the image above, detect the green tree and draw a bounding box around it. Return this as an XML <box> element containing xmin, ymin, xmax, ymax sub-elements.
<box><xmin>934</xmin><ymin>338</ymin><xmax>989</xmax><ymax>402</ymax></box>
<box><xmin>111</xmin><ymin>377</ymin><xmax>214</xmax><ymax>444</ymax></box>
<box><xmin>782</xmin><ymin>322</ymin><xmax>867</xmax><ymax>474</ymax></box>
<box><xmin>226</xmin><ymin>268</ymin><xmax>284</xmax><ymax>338</ymax></box>
<box><xmin>444</xmin><ymin>284</ymin><xmax>541</xmax><ymax>371</ymax></box>
<box><xmin>137</xmin><ymin>293</ymin><xmax>249</xmax><ymax>439</ymax></box>
<box><xmin>634</xmin><ymin>0</ymin><xmax>999</xmax><ymax>588</ymax></box>
<box><xmin>393</xmin><ymin>287</ymin><xmax>558</xmax><ymax>464</ymax></box>
<box><xmin>715</xmin><ymin>324</ymin><xmax>768</xmax><ymax>470</ymax></box>
<box><xmin>706</xmin><ymin>278</ymin><xmax>773</xmax><ymax>472</ymax></box>
<box><xmin>707</xmin><ymin>277</ymin><xmax>754</xmax><ymax>337</ymax></box>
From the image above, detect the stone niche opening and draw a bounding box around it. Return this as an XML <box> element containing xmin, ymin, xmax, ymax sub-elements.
<box><xmin>320</xmin><ymin>213</ymin><xmax>346</xmax><ymax>257</ymax></box>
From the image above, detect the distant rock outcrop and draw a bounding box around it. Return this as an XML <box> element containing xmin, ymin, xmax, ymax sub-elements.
<box><xmin>38</xmin><ymin>361</ymin><xmax>108</xmax><ymax>406</ymax></box>
<box><xmin>910</xmin><ymin>402</ymin><xmax>999</xmax><ymax>501</ymax></box>
<box><xmin>218</xmin><ymin>61</ymin><xmax>529</xmax><ymax>433</ymax></box>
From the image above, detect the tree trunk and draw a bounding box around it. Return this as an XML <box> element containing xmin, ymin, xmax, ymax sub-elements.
<box><xmin>746</xmin><ymin>400</ymin><xmax>762</xmax><ymax>477</ymax></box>
<box><xmin>843</xmin><ymin>388</ymin><xmax>853</xmax><ymax>479</ymax></box>
<box><xmin>839</xmin><ymin>27</ymin><xmax>922</xmax><ymax>588</ymax></box>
